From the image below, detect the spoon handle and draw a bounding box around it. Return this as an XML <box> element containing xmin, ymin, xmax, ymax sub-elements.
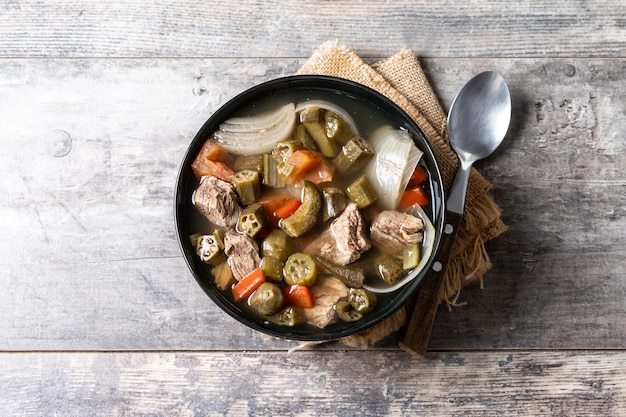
<box><xmin>399</xmin><ymin>209</ymin><xmax>462</xmax><ymax>359</ymax></box>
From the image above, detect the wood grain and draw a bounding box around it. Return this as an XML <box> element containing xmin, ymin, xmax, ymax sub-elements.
<box><xmin>2</xmin><ymin>0</ymin><xmax>626</xmax><ymax>414</ymax></box>
<box><xmin>0</xmin><ymin>1</ymin><xmax>624</xmax><ymax>58</ymax></box>
<box><xmin>0</xmin><ymin>57</ymin><xmax>624</xmax><ymax>352</ymax></box>
<box><xmin>1</xmin><ymin>351</ymin><xmax>625</xmax><ymax>416</ymax></box>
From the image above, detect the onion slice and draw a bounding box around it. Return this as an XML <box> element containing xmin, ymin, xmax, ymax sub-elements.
<box><xmin>363</xmin><ymin>204</ymin><xmax>436</xmax><ymax>294</ymax></box>
<box><xmin>213</xmin><ymin>103</ymin><xmax>296</xmax><ymax>155</ymax></box>
<box><xmin>295</xmin><ymin>100</ymin><xmax>359</xmax><ymax>136</ymax></box>
<box><xmin>364</xmin><ymin>126</ymin><xmax>424</xmax><ymax>210</ymax></box>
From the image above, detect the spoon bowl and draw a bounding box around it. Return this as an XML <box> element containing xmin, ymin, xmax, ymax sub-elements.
<box><xmin>446</xmin><ymin>71</ymin><xmax>511</xmax><ymax>214</ymax></box>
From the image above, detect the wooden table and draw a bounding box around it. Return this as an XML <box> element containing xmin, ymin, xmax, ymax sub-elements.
<box><xmin>1</xmin><ymin>1</ymin><xmax>625</xmax><ymax>415</ymax></box>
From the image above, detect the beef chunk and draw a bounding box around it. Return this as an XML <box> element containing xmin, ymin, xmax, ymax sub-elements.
<box><xmin>193</xmin><ymin>176</ymin><xmax>241</xmax><ymax>227</ymax></box>
<box><xmin>305</xmin><ymin>203</ymin><xmax>371</xmax><ymax>265</ymax></box>
<box><xmin>370</xmin><ymin>210</ymin><xmax>424</xmax><ymax>255</ymax></box>
<box><xmin>303</xmin><ymin>276</ymin><xmax>349</xmax><ymax>328</ymax></box>
<box><xmin>223</xmin><ymin>230</ymin><xmax>261</xmax><ymax>281</ymax></box>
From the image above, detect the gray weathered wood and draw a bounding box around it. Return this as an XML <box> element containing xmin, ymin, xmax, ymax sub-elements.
<box><xmin>0</xmin><ymin>1</ymin><xmax>624</xmax><ymax>58</ymax></box>
<box><xmin>1</xmin><ymin>351</ymin><xmax>624</xmax><ymax>416</ymax></box>
<box><xmin>2</xmin><ymin>1</ymin><xmax>626</xmax><ymax>414</ymax></box>
<box><xmin>0</xmin><ymin>57</ymin><xmax>624</xmax><ymax>351</ymax></box>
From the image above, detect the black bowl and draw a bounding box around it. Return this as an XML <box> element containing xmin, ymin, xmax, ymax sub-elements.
<box><xmin>175</xmin><ymin>75</ymin><xmax>446</xmax><ymax>341</ymax></box>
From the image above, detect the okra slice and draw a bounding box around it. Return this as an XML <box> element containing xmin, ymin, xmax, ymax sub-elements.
<box><xmin>335</xmin><ymin>298</ymin><xmax>363</xmax><ymax>322</ymax></box>
<box><xmin>333</xmin><ymin>136</ymin><xmax>375</xmax><ymax>173</ymax></box>
<box><xmin>195</xmin><ymin>234</ymin><xmax>227</xmax><ymax>265</ymax></box>
<box><xmin>280</xmin><ymin>180</ymin><xmax>322</xmax><ymax>238</ymax></box>
<box><xmin>232</xmin><ymin>169</ymin><xmax>261</xmax><ymax>206</ymax></box>
<box><xmin>261</xmin><ymin>229</ymin><xmax>293</xmax><ymax>261</ymax></box>
<box><xmin>299</xmin><ymin>106</ymin><xmax>323</xmax><ymax>123</ymax></box>
<box><xmin>324</xmin><ymin>110</ymin><xmax>353</xmax><ymax>145</ymax></box>
<box><xmin>276</xmin><ymin>160</ymin><xmax>295</xmax><ymax>177</ymax></box>
<box><xmin>261</xmin><ymin>256</ymin><xmax>284</xmax><ymax>283</ymax></box>
<box><xmin>267</xmin><ymin>306</ymin><xmax>305</xmax><ymax>327</ymax></box>
<box><xmin>292</xmin><ymin>124</ymin><xmax>318</xmax><ymax>151</ymax></box>
<box><xmin>346</xmin><ymin>175</ymin><xmax>378</xmax><ymax>209</ymax></box>
<box><xmin>283</xmin><ymin>253</ymin><xmax>317</xmax><ymax>287</ymax></box>
<box><xmin>262</xmin><ymin>154</ymin><xmax>286</xmax><ymax>188</ymax></box>
<box><xmin>348</xmin><ymin>288</ymin><xmax>377</xmax><ymax>313</ymax></box>
<box><xmin>304</xmin><ymin>120</ymin><xmax>340</xmax><ymax>157</ymax></box>
<box><xmin>321</xmin><ymin>187</ymin><xmax>347</xmax><ymax>222</ymax></box>
<box><xmin>272</xmin><ymin>140</ymin><xmax>302</xmax><ymax>162</ymax></box>
<box><xmin>403</xmin><ymin>242</ymin><xmax>421</xmax><ymax>270</ymax></box>
<box><xmin>248</xmin><ymin>282</ymin><xmax>284</xmax><ymax>317</ymax></box>
<box><xmin>299</xmin><ymin>106</ymin><xmax>338</xmax><ymax>157</ymax></box>
<box><xmin>236</xmin><ymin>203</ymin><xmax>268</xmax><ymax>237</ymax></box>
<box><xmin>374</xmin><ymin>254</ymin><xmax>405</xmax><ymax>285</ymax></box>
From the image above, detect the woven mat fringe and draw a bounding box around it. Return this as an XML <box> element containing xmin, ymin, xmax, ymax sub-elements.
<box><xmin>296</xmin><ymin>40</ymin><xmax>506</xmax><ymax>347</ymax></box>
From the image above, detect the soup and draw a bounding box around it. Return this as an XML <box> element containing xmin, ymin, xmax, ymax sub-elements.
<box><xmin>183</xmin><ymin>88</ymin><xmax>437</xmax><ymax>331</ymax></box>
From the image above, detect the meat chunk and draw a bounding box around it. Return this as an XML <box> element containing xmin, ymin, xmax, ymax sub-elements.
<box><xmin>193</xmin><ymin>176</ymin><xmax>241</xmax><ymax>227</ymax></box>
<box><xmin>303</xmin><ymin>276</ymin><xmax>349</xmax><ymax>328</ymax></box>
<box><xmin>370</xmin><ymin>210</ymin><xmax>424</xmax><ymax>255</ymax></box>
<box><xmin>223</xmin><ymin>230</ymin><xmax>261</xmax><ymax>281</ymax></box>
<box><xmin>305</xmin><ymin>203</ymin><xmax>371</xmax><ymax>265</ymax></box>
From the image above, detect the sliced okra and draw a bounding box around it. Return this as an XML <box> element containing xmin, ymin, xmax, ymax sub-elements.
<box><xmin>261</xmin><ymin>228</ymin><xmax>294</xmax><ymax>261</ymax></box>
<box><xmin>321</xmin><ymin>187</ymin><xmax>347</xmax><ymax>222</ymax></box>
<box><xmin>195</xmin><ymin>234</ymin><xmax>227</xmax><ymax>265</ymax></box>
<box><xmin>348</xmin><ymin>288</ymin><xmax>377</xmax><ymax>314</ymax></box>
<box><xmin>335</xmin><ymin>298</ymin><xmax>363</xmax><ymax>322</ymax></box>
<box><xmin>272</xmin><ymin>140</ymin><xmax>302</xmax><ymax>162</ymax></box>
<box><xmin>232</xmin><ymin>169</ymin><xmax>261</xmax><ymax>205</ymax></box>
<box><xmin>236</xmin><ymin>203</ymin><xmax>268</xmax><ymax>237</ymax></box>
<box><xmin>280</xmin><ymin>180</ymin><xmax>322</xmax><ymax>237</ymax></box>
<box><xmin>333</xmin><ymin>136</ymin><xmax>375</xmax><ymax>173</ymax></box>
<box><xmin>403</xmin><ymin>242</ymin><xmax>421</xmax><ymax>270</ymax></box>
<box><xmin>324</xmin><ymin>110</ymin><xmax>353</xmax><ymax>145</ymax></box>
<box><xmin>374</xmin><ymin>254</ymin><xmax>404</xmax><ymax>285</ymax></box>
<box><xmin>346</xmin><ymin>175</ymin><xmax>378</xmax><ymax>209</ymax></box>
<box><xmin>261</xmin><ymin>256</ymin><xmax>284</xmax><ymax>283</ymax></box>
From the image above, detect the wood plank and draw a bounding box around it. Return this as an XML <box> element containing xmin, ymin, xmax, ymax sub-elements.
<box><xmin>428</xmin><ymin>57</ymin><xmax>626</xmax><ymax>349</ymax></box>
<box><xmin>0</xmin><ymin>1</ymin><xmax>624</xmax><ymax>58</ymax></box>
<box><xmin>0</xmin><ymin>351</ymin><xmax>624</xmax><ymax>416</ymax></box>
<box><xmin>1</xmin><ymin>57</ymin><xmax>624</xmax><ymax>351</ymax></box>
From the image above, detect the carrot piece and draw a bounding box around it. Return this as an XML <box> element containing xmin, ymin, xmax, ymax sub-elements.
<box><xmin>407</xmin><ymin>165</ymin><xmax>429</xmax><ymax>188</ymax></box>
<box><xmin>274</xmin><ymin>199</ymin><xmax>302</xmax><ymax>219</ymax></box>
<box><xmin>283</xmin><ymin>150</ymin><xmax>323</xmax><ymax>184</ymax></box>
<box><xmin>300</xmin><ymin>157</ymin><xmax>334</xmax><ymax>184</ymax></box>
<box><xmin>194</xmin><ymin>160</ymin><xmax>235</xmax><ymax>182</ymax></box>
<box><xmin>196</xmin><ymin>140</ymin><xmax>230</xmax><ymax>162</ymax></box>
<box><xmin>399</xmin><ymin>186</ymin><xmax>430</xmax><ymax>209</ymax></box>
<box><xmin>192</xmin><ymin>140</ymin><xmax>235</xmax><ymax>181</ymax></box>
<box><xmin>282</xmin><ymin>285</ymin><xmax>315</xmax><ymax>308</ymax></box>
<box><xmin>232</xmin><ymin>268</ymin><xmax>266</xmax><ymax>302</ymax></box>
<box><xmin>260</xmin><ymin>194</ymin><xmax>301</xmax><ymax>227</ymax></box>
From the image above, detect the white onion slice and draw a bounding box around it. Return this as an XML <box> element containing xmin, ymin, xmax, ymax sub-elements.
<box><xmin>364</xmin><ymin>126</ymin><xmax>423</xmax><ymax>210</ymax></box>
<box><xmin>363</xmin><ymin>204</ymin><xmax>436</xmax><ymax>294</ymax></box>
<box><xmin>213</xmin><ymin>103</ymin><xmax>296</xmax><ymax>155</ymax></box>
<box><xmin>295</xmin><ymin>100</ymin><xmax>359</xmax><ymax>136</ymax></box>
<box><xmin>220</xmin><ymin>104</ymin><xmax>292</xmax><ymax>132</ymax></box>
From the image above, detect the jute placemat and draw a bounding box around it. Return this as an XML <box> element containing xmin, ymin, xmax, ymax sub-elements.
<box><xmin>298</xmin><ymin>41</ymin><xmax>507</xmax><ymax>347</ymax></box>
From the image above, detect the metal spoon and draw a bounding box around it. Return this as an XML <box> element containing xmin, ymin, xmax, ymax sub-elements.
<box><xmin>446</xmin><ymin>71</ymin><xmax>512</xmax><ymax>215</ymax></box>
<box><xmin>400</xmin><ymin>71</ymin><xmax>511</xmax><ymax>358</ymax></box>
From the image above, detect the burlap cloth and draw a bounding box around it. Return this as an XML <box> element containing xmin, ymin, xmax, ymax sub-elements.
<box><xmin>296</xmin><ymin>41</ymin><xmax>507</xmax><ymax>347</ymax></box>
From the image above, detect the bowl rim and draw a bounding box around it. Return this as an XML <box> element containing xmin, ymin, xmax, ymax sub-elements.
<box><xmin>174</xmin><ymin>74</ymin><xmax>446</xmax><ymax>341</ymax></box>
